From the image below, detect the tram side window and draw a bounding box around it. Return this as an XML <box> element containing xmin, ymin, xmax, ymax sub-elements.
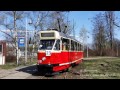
<box><xmin>79</xmin><ymin>44</ymin><xmax>80</xmax><ymax>51</ymax></box>
<box><xmin>74</xmin><ymin>42</ymin><xmax>77</xmax><ymax>51</ymax></box>
<box><xmin>54</xmin><ymin>40</ymin><xmax>60</xmax><ymax>50</ymax></box>
<box><xmin>62</xmin><ymin>38</ymin><xmax>69</xmax><ymax>51</ymax></box>
<box><xmin>77</xmin><ymin>44</ymin><xmax>79</xmax><ymax>51</ymax></box>
<box><xmin>78</xmin><ymin>44</ymin><xmax>79</xmax><ymax>51</ymax></box>
<box><xmin>80</xmin><ymin>44</ymin><xmax>83</xmax><ymax>51</ymax></box>
<box><xmin>74</xmin><ymin>42</ymin><xmax>76</xmax><ymax>51</ymax></box>
<box><xmin>80</xmin><ymin>44</ymin><xmax>81</xmax><ymax>51</ymax></box>
<box><xmin>70</xmin><ymin>40</ymin><xmax>72</xmax><ymax>50</ymax></box>
<box><xmin>75</xmin><ymin>42</ymin><xmax>77</xmax><ymax>51</ymax></box>
<box><xmin>73</xmin><ymin>41</ymin><xmax>75</xmax><ymax>51</ymax></box>
<box><xmin>77</xmin><ymin>43</ymin><xmax>79</xmax><ymax>51</ymax></box>
<box><xmin>66</xmin><ymin>39</ymin><xmax>70</xmax><ymax>50</ymax></box>
<box><xmin>71</xmin><ymin>40</ymin><xmax>74</xmax><ymax>51</ymax></box>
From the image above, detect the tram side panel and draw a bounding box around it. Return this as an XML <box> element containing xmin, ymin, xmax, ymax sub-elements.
<box><xmin>53</xmin><ymin>51</ymin><xmax>70</xmax><ymax>72</ymax></box>
<box><xmin>69</xmin><ymin>51</ymin><xmax>83</xmax><ymax>65</ymax></box>
<box><xmin>70</xmin><ymin>51</ymin><xmax>75</xmax><ymax>64</ymax></box>
<box><xmin>75</xmin><ymin>51</ymin><xmax>83</xmax><ymax>64</ymax></box>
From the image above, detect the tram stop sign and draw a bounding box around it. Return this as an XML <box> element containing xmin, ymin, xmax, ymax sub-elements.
<box><xmin>18</xmin><ymin>37</ymin><xmax>25</xmax><ymax>47</ymax></box>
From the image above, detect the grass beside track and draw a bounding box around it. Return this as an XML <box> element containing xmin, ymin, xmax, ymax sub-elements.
<box><xmin>76</xmin><ymin>57</ymin><xmax>120</xmax><ymax>79</ymax></box>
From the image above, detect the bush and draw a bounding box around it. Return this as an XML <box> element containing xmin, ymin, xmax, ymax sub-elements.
<box><xmin>6</xmin><ymin>55</ymin><xmax>16</xmax><ymax>62</ymax></box>
<box><xmin>84</xmin><ymin>48</ymin><xmax>96</xmax><ymax>57</ymax></box>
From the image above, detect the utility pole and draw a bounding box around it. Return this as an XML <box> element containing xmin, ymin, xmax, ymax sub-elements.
<box><xmin>25</xmin><ymin>18</ymin><xmax>28</xmax><ymax>64</ymax></box>
<box><xmin>87</xmin><ymin>36</ymin><xmax>89</xmax><ymax>57</ymax></box>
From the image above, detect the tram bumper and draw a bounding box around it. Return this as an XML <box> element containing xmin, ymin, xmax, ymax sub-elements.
<box><xmin>37</xmin><ymin>64</ymin><xmax>54</xmax><ymax>72</ymax></box>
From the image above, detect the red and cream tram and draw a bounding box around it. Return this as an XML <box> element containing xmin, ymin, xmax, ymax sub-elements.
<box><xmin>37</xmin><ymin>29</ymin><xmax>83</xmax><ymax>73</ymax></box>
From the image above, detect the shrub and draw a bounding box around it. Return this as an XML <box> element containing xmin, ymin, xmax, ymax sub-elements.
<box><xmin>6</xmin><ymin>55</ymin><xmax>16</xmax><ymax>62</ymax></box>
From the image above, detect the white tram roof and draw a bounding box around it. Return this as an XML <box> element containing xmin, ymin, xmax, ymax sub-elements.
<box><xmin>39</xmin><ymin>30</ymin><xmax>82</xmax><ymax>44</ymax></box>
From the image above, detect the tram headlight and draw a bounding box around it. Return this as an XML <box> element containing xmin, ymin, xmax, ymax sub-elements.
<box><xmin>39</xmin><ymin>60</ymin><xmax>42</xmax><ymax>63</ymax></box>
<box><xmin>38</xmin><ymin>60</ymin><xmax>42</xmax><ymax>63</ymax></box>
<box><xmin>42</xmin><ymin>57</ymin><xmax>46</xmax><ymax>61</ymax></box>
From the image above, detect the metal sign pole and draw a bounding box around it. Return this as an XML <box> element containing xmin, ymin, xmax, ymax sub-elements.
<box><xmin>25</xmin><ymin>18</ymin><xmax>27</xmax><ymax>64</ymax></box>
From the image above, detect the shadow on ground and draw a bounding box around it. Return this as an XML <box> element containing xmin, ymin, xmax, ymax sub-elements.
<box><xmin>16</xmin><ymin>64</ymin><xmax>77</xmax><ymax>77</ymax></box>
<box><xmin>17</xmin><ymin>65</ymin><xmax>56</xmax><ymax>77</ymax></box>
<box><xmin>17</xmin><ymin>65</ymin><xmax>37</xmax><ymax>74</ymax></box>
<box><xmin>32</xmin><ymin>71</ymin><xmax>55</xmax><ymax>77</ymax></box>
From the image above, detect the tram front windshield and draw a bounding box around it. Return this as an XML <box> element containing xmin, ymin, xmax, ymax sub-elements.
<box><xmin>39</xmin><ymin>40</ymin><xmax>55</xmax><ymax>50</ymax></box>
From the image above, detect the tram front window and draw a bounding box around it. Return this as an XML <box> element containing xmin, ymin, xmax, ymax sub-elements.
<box><xmin>39</xmin><ymin>40</ymin><xmax>55</xmax><ymax>50</ymax></box>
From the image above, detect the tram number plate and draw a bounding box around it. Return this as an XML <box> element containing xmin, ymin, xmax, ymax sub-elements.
<box><xmin>45</xmin><ymin>50</ymin><xmax>51</xmax><ymax>56</ymax></box>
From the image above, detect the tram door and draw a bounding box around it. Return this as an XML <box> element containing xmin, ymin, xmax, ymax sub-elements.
<box><xmin>0</xmin><ymin>44</ymin><xmax>3</xmax><ymax>65</ymax></box>
<box><xmin>61</xmin><ymin>38</ymin><xmax>70</xmax><ymax>64</ymax></box>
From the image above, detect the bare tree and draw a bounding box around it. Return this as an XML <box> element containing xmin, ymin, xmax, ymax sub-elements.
<box><xmin>113</xmin><ymin>38</ymin><xmax>120</xmax><ymax>56</ymax></box>
<box><xmin>0</xmin><ymin>11</ymin><xmax>25</xmax><ymax>65</ymax></box>
<box><xmin>104</xmin><ymin>11</ymin><xmax>115</xmax><ymax>56</ymax></box>
<box><xmin>92</xmin><ymin>13</ymin><xmax>107</xmax><ymax>56</ymax></box>
<box><xmin>47</xmin><ymin>11</ymin><xmax>72</xmax><ymax>34</ymax></box>
<box><xmin>28</xmin><ymin>11</ymin><xmax>49</xmax><ymax>31</ymax></box>
<box><xmin>27</xmin><ymin>11</ymin><xmax>49</xmax><ymax>49</ymax></box>
<box><xmin>79</xmin><ymin>26</ymin><xmax>88</xmax><ymax>51</ymax></box>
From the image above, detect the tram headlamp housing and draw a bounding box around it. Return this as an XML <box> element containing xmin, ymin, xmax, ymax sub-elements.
<box><xmin>42</xmin><ymin>57</ymin><xmax>46</xmax><ymax>61</ymax></box>
<box><xmin>39</xmin><ymin>60</ymin><xmax>42</xmax><ymax>63</ymax></box>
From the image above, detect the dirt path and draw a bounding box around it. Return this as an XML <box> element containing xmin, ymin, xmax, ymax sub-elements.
<box><xmin>0</xmin><ymin>65</ymin><xmax>37</xmax><ymax>79</ymax></box>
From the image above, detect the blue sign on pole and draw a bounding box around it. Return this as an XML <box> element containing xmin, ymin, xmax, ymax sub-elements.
<box><xmin>18</xmin><ymin>37</ymin><xmax>25</xmax><ymax>47</ymax></box>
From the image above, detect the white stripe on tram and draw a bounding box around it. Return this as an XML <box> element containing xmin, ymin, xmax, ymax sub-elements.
<box><xmin>59</xmin><ymin>58</ymin><xmax>82</xmax><ymax>66</ymax></box>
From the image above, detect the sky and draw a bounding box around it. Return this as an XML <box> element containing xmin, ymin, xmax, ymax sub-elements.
<box><xmin>0</xmin><ymin>11</ymin><xmax>120</xmax><ymax>44</ymax></box>
<box><xmin>68</xmin><ymin>11</ymin><xmax>101</xmax><ymax>44</ymax></box>
<box><xmin>68</xmin><ymin>11</ymin><xmax>120</xmax><ymax>44</ymax></box>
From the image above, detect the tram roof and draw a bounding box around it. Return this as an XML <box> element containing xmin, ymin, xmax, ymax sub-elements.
<box><xmin>39</xmin><ymin>30</ymin><xmax>81</xmax><ymax>44</ymax></box>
